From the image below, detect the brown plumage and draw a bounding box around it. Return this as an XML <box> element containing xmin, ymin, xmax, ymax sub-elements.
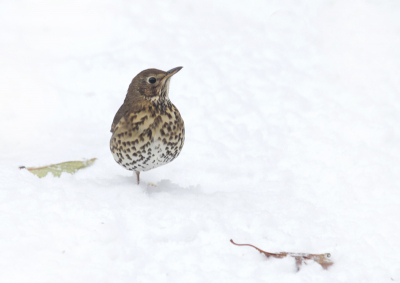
<box><xmin>110</xmin><ymin>67</ymin><xmax>185</xmax><ymax>184</ymax></box>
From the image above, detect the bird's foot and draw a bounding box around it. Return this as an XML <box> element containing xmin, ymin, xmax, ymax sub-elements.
<box><xmin>135</xmin><ymin>171</ymin><xmax>140</xmax><ymax>185</ymax></box>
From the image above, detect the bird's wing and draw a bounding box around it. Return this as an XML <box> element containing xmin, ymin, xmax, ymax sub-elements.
<box><xmin>110</xmin><ymin>97</ymin><xmax>149</xmax><ymax>133</ymax></box>
<box><xmin>110</xmin><ymin>104</ymin><xmax>127</xmax><ymax>133</ymax></box>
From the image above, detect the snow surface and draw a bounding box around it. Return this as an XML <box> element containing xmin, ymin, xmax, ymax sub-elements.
<box><xmin>1</xmin><ymin>0</ymin><xmax>400</xmax><ymax>282</ymax></box>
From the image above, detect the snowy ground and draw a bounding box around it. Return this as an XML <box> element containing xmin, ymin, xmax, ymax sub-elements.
<box><xmin>1</xmin><ymin>0</ymin><xmax>400</xmax><ymax>282</ymax></box>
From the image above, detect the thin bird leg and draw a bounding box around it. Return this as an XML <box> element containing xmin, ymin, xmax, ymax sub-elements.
<box><xmin>135</xmin><ymin>171</ymin><xmax>140</xmax><ymax>184</ymax></box>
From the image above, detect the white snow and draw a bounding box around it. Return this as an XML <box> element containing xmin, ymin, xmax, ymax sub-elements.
<box><xmin>1</xmin><ymin>0</ymin><xmax>400</xmax><ymax>282</ymax></box>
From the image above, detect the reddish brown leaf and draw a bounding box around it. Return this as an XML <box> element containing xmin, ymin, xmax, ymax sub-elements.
<box><xmin>230</xmin><ymin>239</ymin><xmax>333</xmax><ymax>271</ymax></box>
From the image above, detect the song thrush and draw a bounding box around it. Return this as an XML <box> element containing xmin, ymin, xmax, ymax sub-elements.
<box><xmin>110</xmin><ymin>67</ymin><xmax>185</xmax><ymax>184</ymax></box>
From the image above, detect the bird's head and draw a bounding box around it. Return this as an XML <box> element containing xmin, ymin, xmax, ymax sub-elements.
<box><xmin>127</xmin><ymin>66</ymin><xmax>183</xmax><ymax>104</ymax></box>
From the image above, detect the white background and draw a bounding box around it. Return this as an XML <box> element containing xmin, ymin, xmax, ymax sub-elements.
<box><xmin>1</xmin><ymin>0</ymin><xmax>400</xmax><ymax>282</ymax></box>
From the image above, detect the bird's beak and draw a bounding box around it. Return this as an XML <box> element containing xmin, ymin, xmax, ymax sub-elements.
<box><xmin>163</xmin><ymin>66</ymin><xmax>183</xmax><ymax>81</ymax></box>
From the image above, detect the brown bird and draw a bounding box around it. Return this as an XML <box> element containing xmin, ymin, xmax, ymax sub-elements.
<box><xmin>110</xmin><ymin>67</ymin><xmax>185</xmax><ymax>184</ymax></box>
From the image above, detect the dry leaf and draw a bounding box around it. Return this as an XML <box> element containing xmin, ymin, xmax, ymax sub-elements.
<box><xmin>19</xmin><ymin>158</ymin><xmax>96</xmax><ymax>178</ymax></box>
<box><xmin>230</xmin><ymin>239</ymin><xmax>333</xmax><ymax>271</ymax></box>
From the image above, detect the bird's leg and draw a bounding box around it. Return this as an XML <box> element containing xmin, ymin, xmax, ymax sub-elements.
<box><xmin>135</xmin><ymin>171</ymin><xmax>140</xmax><ymax>184</ymax></box>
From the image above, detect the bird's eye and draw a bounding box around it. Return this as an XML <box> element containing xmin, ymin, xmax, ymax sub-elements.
<box><xmin>148</xmin><ymin>77</ymin><xmax>156</xmax><ymax>84</ymax></box>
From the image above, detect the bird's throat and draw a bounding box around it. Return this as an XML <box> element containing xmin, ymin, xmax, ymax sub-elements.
<box><xmin>146</xmin><ymin>78</ymin><xmax>171</xmax><ymax>107</ymax></box>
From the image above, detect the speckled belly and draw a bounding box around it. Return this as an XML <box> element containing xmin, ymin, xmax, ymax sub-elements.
<box><xmin>110</xmin><ymin>107</ymin><xmax>185</xmax><ymax>172</ymax></box>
